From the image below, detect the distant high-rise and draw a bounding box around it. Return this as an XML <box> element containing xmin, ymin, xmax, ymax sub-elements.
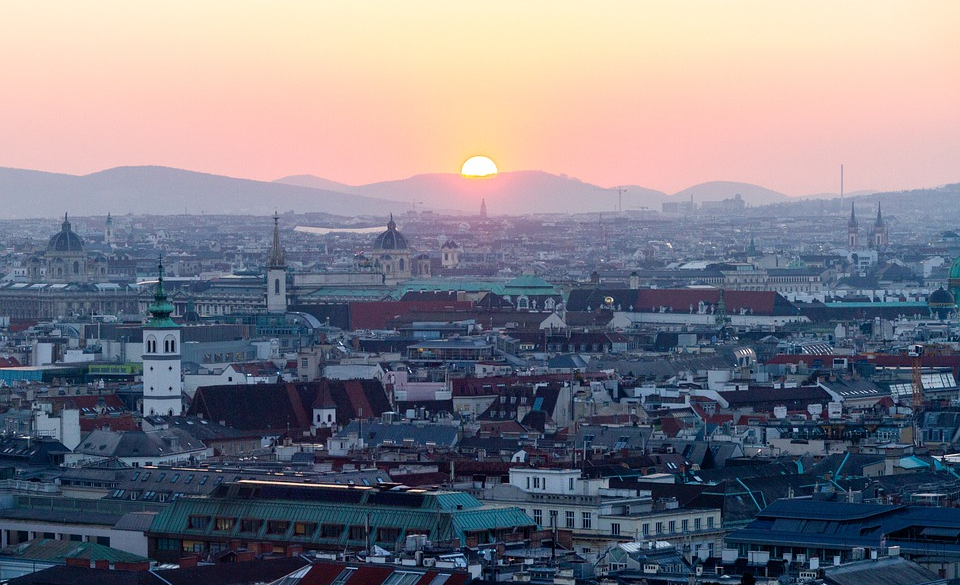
<box><xmin>480</xmin><ymin>198</ymin><xmax>487</xmax><ymax>219</ymax></box>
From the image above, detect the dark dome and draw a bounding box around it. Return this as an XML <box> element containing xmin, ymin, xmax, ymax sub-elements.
<box><xmin>928</xmin><ymin>287</ymin><xmax>955</xmax><ymax>307</ymax></box>
<box><xmin>373</xmin><ymin>215</ymin><xmax>408</xmax><ymax>250</ymax></box>
<box><xmin>47</xmin><ymin>214</ymin><xmax>85</xmax><ymax>252</ymax></box>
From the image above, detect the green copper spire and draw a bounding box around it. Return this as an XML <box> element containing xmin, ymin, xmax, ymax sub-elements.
<box><xmin>147</xmin><ymin>256</ymin><xmax>177</xmax><ymax>328</ymax></box>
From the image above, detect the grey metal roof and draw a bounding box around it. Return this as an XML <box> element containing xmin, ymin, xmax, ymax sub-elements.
<box><xmin>75</xmin><ymin>428</ymin><xmax>207</xmax><ymax>458</ymax></box>
<box><xmin>113</xmin><ymin>511</ymin><xmax>159</xmax><ymax>532</ymax></box>
<box><xmin>823</xmin><ymin>556</ymin><xmax>946</xmax><ymax>585</ymax></box>
<box><xmin>334</xmin><ymin>421</ymin><xmax>458</xmax><ymax>448</ymax></box>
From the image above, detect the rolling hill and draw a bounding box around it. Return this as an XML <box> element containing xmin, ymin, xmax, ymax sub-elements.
<box><xmin>0</xmin><ymin>166</ymin><xmax>406</xmax><ymax>219</ymax></box>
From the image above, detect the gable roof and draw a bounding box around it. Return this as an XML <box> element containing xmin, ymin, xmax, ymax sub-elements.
<box><xmin>189</xmin><ymin>380</ymin><xmax>391</xmax><ymax>434</ymax></box>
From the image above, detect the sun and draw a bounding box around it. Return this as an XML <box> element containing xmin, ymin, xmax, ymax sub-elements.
<box><xmin>460</xmin><ymin>155</ymin><xmax>498</xmax><ymax>179</ymax></box>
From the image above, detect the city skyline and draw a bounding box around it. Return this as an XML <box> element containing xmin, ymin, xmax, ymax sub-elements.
<box><xmin>1</xmin><ymin>2</ymin><xmax>957</xmax><ymax>197</ymax></box>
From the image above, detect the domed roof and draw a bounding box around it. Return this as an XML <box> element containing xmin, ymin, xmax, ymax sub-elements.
<box><xmin>47</xmin><ymin>213</ymin><xmax>85</xmax><ymax>252</ymax></box>
<box><xmin>949</xmin><ymin>255</ymin><xmax>960</xmax><ymax>280</ymax></box>
<box><xmin>928</xmin><ymin>287</ymin><xmax>955</xmax><ymax>307</ymax></box>
<box><xmin>373</xmin><ymin>214</ymin><xmax>408</xmax><ymax>250</ymax></box>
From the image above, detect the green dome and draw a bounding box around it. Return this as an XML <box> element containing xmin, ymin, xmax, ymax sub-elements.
<box><xmin>950</xmin><ymin>255</ymin><xmax>960</xmax><ymax>280</ymax></box>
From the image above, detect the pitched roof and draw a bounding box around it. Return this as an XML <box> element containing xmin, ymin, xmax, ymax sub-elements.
<box><xmin>189</xmin><ymin>380</ymin><xmax>391</xmax><ymax>434</ymax></box>
<box><xmin>75</xmin><ymin>428</ymin><xmax>206</xmax><ymax>459</ymax></box>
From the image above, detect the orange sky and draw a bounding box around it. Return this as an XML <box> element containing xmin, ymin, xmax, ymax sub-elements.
<box><xmin>1</xmin><ymin>1</ymin><xmax>957</xmax><ymax>195</ymax></box>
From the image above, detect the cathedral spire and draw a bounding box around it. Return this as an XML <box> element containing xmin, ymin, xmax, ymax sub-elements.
<box><xmin>267</xmin><ymin>211</ymin><xmax>286</xmax><ymax>268</ymax></box>
<box><xmin>848</xmin><ymin>202</ymin><xmax>858</xmax><ymax>228</ymax></box>
<box><xmin>874</xmin><ymin>202</ymin><xmax>884</xmax><ymax>228</ymax></box>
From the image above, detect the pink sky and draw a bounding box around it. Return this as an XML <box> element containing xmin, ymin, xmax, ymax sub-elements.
<box><xmin>1</xmin><ymin>1</ymin><xmax>957</xmax><ymax>196</ymax></box>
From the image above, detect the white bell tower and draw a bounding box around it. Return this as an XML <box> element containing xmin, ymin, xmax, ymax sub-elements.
<box><xmin>142</xmin><ymin>258</ymin><xmax>182</xmax><ymax>418</ymax></box>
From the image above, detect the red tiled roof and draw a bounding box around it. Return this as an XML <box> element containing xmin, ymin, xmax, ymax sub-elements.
<box><xmin>231</xmin><ymin>361</ymin><xmax>280</xmax><ymax>376</ymax></box>
<box><xmin>44</xmin><ymin>394</ymin><xmax>125</xmax><ymax>411</ymax></box>
<box><xmin>80</xmin><ymin>414</ymin><xmax>139</xmax><ymax>432</ymax></box>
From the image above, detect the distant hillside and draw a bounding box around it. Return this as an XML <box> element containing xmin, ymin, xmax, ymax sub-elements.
<box><xmin>8</xmin><ymin>164</ymin><xmax>929</xmax><ymax>220</ymax></box>
<box><xmin>278</xmin><ymin>171</ymin><xmax>670</xmax><ymax>215</ymax></box>
<box><xmin>274</xmin><ymin>174</ymin><xmax>359</xmax><ymax>194</ymax></box>
<box><xmin>670</xmin><ymin>181</ymin><xmax>790</xmax><ymax>206</ymax></box>
<box><xmin>0</xmin><ymin>166</ymin><xmax>405</xmax><ymax>219</ymax></box>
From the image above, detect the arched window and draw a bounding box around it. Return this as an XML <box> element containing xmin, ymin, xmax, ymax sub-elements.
<box><xmin>164</xmin><ymin>335</ymin><xmax>176</xmax><ymax>354</ymax></box>
<box><xmin>73</xmin><ymin>261</ymin><xmax>80</xmax><ymax>274</ymax></box>
<box><xmin>517</xmin><ymin>296</ymin><xmax>529</xmax><ymax>310</ymax></box>
<box><xmin>145</xmin><ymin>336</ymin><xmax>157</xmax><ymax>354</ymax></box>
<box><xmin>399</xmin><ymin>258</ymin><xmax>405</xmax><ymax>271</ymax></box>
<box><xmin>274</xmin><ymin>278</ymin><xmax>281</xmax><ymax>295</ymax></box>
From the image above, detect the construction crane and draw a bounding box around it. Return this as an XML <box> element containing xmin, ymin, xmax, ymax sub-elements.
<box><xmin>908</xmin><ymin>343</ymin><xmax>924</xmax><ymax>411</ymax></box>
<box><xmin>598</xmin><ymin>186</ymin><xmax>628</xmax><ymax>213</ymax></box>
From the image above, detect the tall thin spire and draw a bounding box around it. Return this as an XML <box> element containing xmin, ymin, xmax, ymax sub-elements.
<box><xmin>267</xmin><ymin>211</ymin><xmax>285</xmax><ymax>268</ymax></box>
<box><xmin>874</xmin><ymin>202</ymin><xmax>884</xmax><ymax>228</ymax></box>
<box><xmin>848</xmin><ymin>202</ymin><xmax>858</xmax><ymax>228</ymax></box>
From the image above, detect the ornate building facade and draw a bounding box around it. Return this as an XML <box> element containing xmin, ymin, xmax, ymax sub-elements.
<box><xmin>27</xmin><ymin>214</ymin><xmax>108</xmax><ymax>284</ymax></box>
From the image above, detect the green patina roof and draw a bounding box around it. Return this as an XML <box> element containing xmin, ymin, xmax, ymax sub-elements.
<box><xmin>950</xmin><ymin>255</ymin><xmax>960</xmax><ymax>280</ymax></box>
<box><xmin>147</xmin><ymin>484</ymin><xmax>533</xmax><ymax>547</ymax></box>
<box><xmin>400</xmin><ymin>278</ymin><xmax>505</xmax><ymax>295</ymax></box>
<box><xmin>147</xmin><ymin>259</ymin><xmax>177</xmax><ymax>328</ymax></box>
<box><xmin>503</xmin><ymin>275</ymin><xmax>555</xmax><ymax>290</ymax></box>
<box><xmin>433</xmin><ymin>491</ymin><xmax>484</xmax><ymax>511</ymax></box>
<box><xmin>300</xmin><ymin>287</ymin><xmax>396</xmax><ymax>300</ymax></box>
<box><xmin>399</xmin><ymin>276</ymin><xmax>559</xmax><ymax>297</ymax></box>
<box><xmin>0</xmin><ymin>539</ymin><xmax>150</xmax><ymax>564</ymax></box>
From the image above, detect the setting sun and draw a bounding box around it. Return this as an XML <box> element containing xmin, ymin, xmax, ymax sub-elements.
<box><xmin>460</xmin><ymin>156</ymin><xmax>498</xmax><ymax>179</ymax></box>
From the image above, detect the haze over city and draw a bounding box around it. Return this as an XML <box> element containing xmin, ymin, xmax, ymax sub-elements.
<box><xmin>2</xmin><ymin>1</ymin><xmax>958</xmax><ymax>198</ymax></box>
<box><xmin>6</xmin><ymin>3</ymin><xmax>960</xmax><ymax>585</ymax></box>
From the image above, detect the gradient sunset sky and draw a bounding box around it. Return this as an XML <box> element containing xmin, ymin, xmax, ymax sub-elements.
<box><xmin>2</xmin><ymin>1</ymin><xmax>957</xmax><ymax>196</ymax></box>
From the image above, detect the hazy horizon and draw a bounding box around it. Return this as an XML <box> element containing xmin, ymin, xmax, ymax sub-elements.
<box><xmin>2</xmin><ymin>2</ymin><xmax>957</xmax><ymax>197</ymax></box>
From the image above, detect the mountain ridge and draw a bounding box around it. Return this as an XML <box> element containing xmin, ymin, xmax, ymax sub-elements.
<box><xmin>0</xmin><ymin>164</ymin><xmax>947</xmax><ymax>219</ymax></box>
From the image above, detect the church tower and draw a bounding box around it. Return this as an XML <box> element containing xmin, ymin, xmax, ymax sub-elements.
<box><xmin>266</xmin><ymin>212</ymin><xmax>287</xmax><ymax>313</ymax></box>
<box><xmin>104</xmin><ymin>212</ymin><xmax>114</xmax><ymax>247</ymax></box>
<box><xmin>142</xmin><ymin>258</ymin><xmax>182</xmax><ymax>418</ymax></box>
<box><xmin>480</xmin><ymin>198</ymin><xmax>488</xmax><ymax>219</ymax></box>
<box><xmin>847</xmin><ymin>202</ymin><xmax>859</xmax><ymax>248</ymax></box>
<box><xmin>873</xmin><ymin>202</ymin><xmax>888</xmax><ymax>248</ymax></box>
